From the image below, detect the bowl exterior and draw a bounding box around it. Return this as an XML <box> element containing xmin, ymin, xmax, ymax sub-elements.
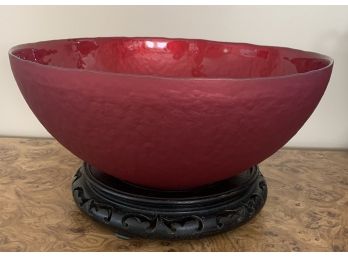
<box><xmin>10</xmin><ymin>55</ymin><xmax>332</xmax><ymax>189</ymax></box>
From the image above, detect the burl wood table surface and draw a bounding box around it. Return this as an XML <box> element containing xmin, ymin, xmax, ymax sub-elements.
<box><xmin>0</xmin><ymin>137</ymin><xmax>347</xmax><ymax>251</ymax></box>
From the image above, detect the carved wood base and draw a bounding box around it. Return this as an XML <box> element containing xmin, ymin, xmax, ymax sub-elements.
<box><xmin>72</xmin><ymin>163</ymin><xmax>267</xmax><ymax>239</ymax></box>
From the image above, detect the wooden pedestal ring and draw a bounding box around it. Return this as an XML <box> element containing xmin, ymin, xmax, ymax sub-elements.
<box><xmin>72</xmin><ymin>162</ymin><xmax>267</xmax><ymax>239</ymax></box>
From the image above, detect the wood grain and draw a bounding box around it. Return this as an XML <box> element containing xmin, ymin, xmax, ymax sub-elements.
<box><xmin>0</xmin><ymin>137</ymin><xmax>347</xmax><ymax>251</ymax></box>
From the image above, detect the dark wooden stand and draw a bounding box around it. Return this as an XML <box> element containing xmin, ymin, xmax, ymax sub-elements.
<box><xmin>72</xmin><ymin>163</ymin><xmax>267</xmax><ymax>239</ymax></box>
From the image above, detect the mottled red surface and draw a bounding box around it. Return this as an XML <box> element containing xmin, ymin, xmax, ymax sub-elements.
<box><xmin>9</xmin><ymin>37</ymin><xmax>333</xmax><ymax>189</ymax></box>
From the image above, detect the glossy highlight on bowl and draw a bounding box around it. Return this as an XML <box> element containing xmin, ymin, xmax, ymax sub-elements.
<box><xmin>9</xmin><ymin>37</ymin><xmax>333</xmax><ymax>189</ymax></box>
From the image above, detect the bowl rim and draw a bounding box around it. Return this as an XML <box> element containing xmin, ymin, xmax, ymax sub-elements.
<box><xmin>8</xmin><ymin>36</ymin><xmax>334</xmax><ymax>81</ymax></box>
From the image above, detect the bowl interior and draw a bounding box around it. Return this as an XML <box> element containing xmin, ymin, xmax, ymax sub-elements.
<box><xmin>11</xmin><ymin>37</ymin><xmax>331</xmax><ymax>79</ymax></box>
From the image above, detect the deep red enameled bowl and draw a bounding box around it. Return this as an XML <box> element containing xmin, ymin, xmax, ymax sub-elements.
<box><xmin>9</xmin><ymin>37</ymin><xmax>333</xmax><ymax>189</ymax></box>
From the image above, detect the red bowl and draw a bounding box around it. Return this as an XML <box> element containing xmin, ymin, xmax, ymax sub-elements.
<box><xmin>9</xmin><ymin>37</ymin><xmax>333</xmax><ymax>189</ymax></box>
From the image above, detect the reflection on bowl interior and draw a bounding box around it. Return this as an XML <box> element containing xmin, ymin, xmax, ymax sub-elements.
<box><xmin>12</xmin><ymin>38</ymin><xmax>330</xmax><ymax>79</ymax></box>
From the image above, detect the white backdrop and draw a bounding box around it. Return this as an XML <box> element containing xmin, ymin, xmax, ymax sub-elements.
<box><xmin>1</xmin><ymin>6</ymin><xmax>347</xmax><ymax>148</ymax></box>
